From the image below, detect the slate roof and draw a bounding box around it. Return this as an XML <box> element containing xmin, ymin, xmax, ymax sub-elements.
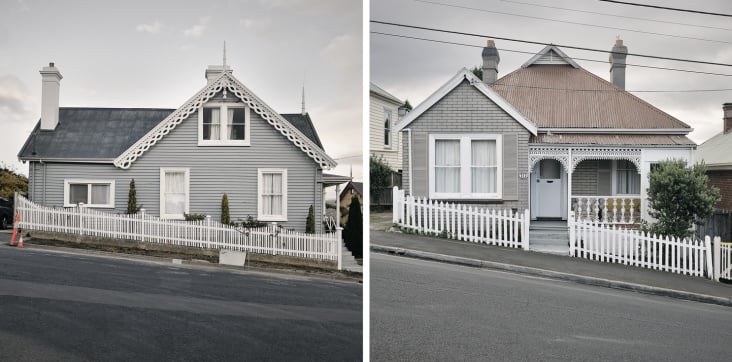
<box><xmin>19</xmin><ymin>108</ymin><xmax>326</xmax><ymax>161</ymax></box>
<box><xmin>491</xmin><ymin>64</ymin><xmax>691</xmax><ymax>130</ymax></box>
<box><xmin>280</xmin><ymin>113</ymin><xmax>324</xmax><ymax>149</ymax></box>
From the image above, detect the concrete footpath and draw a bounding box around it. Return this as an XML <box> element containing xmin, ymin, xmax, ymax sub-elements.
<box><xmin>371</xmin><ymin>230</ymin><xmax>732</xmax><ymax>307</ymax></box>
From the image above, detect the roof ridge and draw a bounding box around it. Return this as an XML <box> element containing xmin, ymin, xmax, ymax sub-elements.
<box><xmin>59</xmin><ymin>107</ymin><xmax>176</xmax><ymax>111</ymax></box>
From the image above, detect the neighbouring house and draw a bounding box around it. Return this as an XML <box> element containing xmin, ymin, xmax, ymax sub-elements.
<box><xmin>370</xmin><ymin>82</ymin><xmax>404</xmax><ymax>172</ymax></box>
<box><xmin>18</xmin><ymin>62</ymin><xmax>344</xmax><ymax>233</ymax></box>
<box><xmin>396</xmin><ymin>39</ymin><xmax>695</xmax><ymax>224</ymax></box>
<box><xmin>696</xmin><ymin>103</ymin><xmax>732</xmax><ymax>210</ymax></box>
<box><xmin>339</xmin><ymin>181</ymin><xmax>363</xmax><ymax>225</ymax></box>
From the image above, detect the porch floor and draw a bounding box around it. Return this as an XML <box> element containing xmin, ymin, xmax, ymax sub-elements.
<box><xmin>529</xmin><ymin>220</ymin><xmax>569</xmax><ymax>255</ymax></box>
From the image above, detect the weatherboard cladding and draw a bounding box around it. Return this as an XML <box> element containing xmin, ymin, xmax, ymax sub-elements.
<box><xmin>28</xmin><ymin>98</ymin><xmax>324</xmax><ymax>232</ymax></box>
<box><xmin>406</xmin><ymin>80</ymin><xmax>529</xmax><ymax>210</ymax></box>
<box><xmin>491</xmin><ymin>65</ymin><xmax>690</xmax><ymax>130</ymax></box>
<box><xmin>18</xmin><ymin>105</ymin><xmax>325</xmax><ymax>161</ymax></box>
<box><xmin>370</xmin><ymin>91</ymin><xmax>402</xmax><ymax>170</ymax></box>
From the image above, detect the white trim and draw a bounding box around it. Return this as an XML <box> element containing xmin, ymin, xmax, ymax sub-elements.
<box><xmin>114</xmin><ymin>72</ymin><xmax>336</xmax><ymax>169</ymax></box>
<box><xmin>540</xmin><ymin>128</ymin><xmax>692</xmax><ymax>134</ymax></box>
<box><xmin>197</xmin><ymin>102</ymin><xmax>251</xmax><ymax>146</ymax></box>
<box><xmin>63</xmin><ymin>179</ymin><xmax>115</xmax><ymax>208</ymax></box>
<box><xmin>428</xmin><ymin>133</ymin><xmax>503</xmax><ymax>200</ymax></box>
<box><xmin>521</xmin><ymin>45</ymin><xmax>580</xmax><ymax>68</ymax></box>
<box><xmin>159</xmin><ymin>168</ymin><xmax>190</xmax><ymax>220</ymax></box>
<box><xmin>383</xmin><ymin>108</ymin><xmax>392</xmax><ymax>149</ymax></box>
<box><xmin>257</xmin><ymin>168</ymin><xmax>288</xmax><ymax>222</ymax></box>
<box><xmin>394</xmin><ymin>68</ymin><xmax>537</xmax><ymax>135</ymax></box>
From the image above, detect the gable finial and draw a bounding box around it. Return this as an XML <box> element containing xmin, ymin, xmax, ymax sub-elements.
<box><xmin>301</xmin><ymin>84</ymin><xmax>306</xmax><ymax>115</ymax></box>
<box><xmin>223</xmin><ymin>41</ymin><xmax>227</xmax><ymax>68</ymax></box>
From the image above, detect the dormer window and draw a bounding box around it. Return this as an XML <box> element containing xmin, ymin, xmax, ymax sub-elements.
<box><xmin>198</xmin><ymin>102</ymin><xmax>250</xmax><ymax>146</ymax></box>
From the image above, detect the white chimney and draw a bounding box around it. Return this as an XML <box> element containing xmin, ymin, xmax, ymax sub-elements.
<box><xmin>205</xmin><ymin>65</ymin><xmax>232</xmax><ymax>84</ymax></box>
<box><xmin>40</xmin><ymin>62</ymin><xmax>62</xmax><ymax>130</ymax></box>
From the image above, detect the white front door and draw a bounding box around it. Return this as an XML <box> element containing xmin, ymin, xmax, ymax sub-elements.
<box><xmin>534</xmin><ymin>159</ymin><xmax>563</xmax><ymax>218</ymax></box>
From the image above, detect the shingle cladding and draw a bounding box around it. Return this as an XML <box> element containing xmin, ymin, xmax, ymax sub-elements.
<box><xmin>491</xmin><ymin>65</ymin><xmax>691</xmax><ymax>130</ymax></box>
<box><xmin>404</xmin><ymin>79</ymin><xmax>530</xmax><ymax>210</ymax></box>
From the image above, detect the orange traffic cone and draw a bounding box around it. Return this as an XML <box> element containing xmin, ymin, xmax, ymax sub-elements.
<box><xmin>9</xmin><ymin>213</ymin><xmax>20</xmax><ymax>246</ymax></box>
<box><xmin>17</xmin><ymin>235</ymin><xmax>24</xmax><ymax>248</ymax></box>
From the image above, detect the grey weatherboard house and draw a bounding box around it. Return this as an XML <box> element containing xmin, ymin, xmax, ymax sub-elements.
<box><xmin>18</xmin><ymin>62</ymin><xmax>339</xmax><ymax>233</ymax></box>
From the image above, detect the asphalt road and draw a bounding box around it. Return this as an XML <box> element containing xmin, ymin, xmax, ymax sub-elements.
<box><xmin>0</xmin><ymin>239</ymin><xmax>362</xmax><ymax>361</ymax></box>
<box><xmin>371</xmin><ymin>253</ymin><xmax>732</xmax><ymax>362</ymax></box>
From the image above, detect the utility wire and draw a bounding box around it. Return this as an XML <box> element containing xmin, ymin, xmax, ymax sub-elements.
<box><xmin>499</xmin><ymin>0</ymin><xmax>732</xmax><ymax>31</ymax></box>
<box><xmin>372</xmin><ymin>31</ymin><xmax>732</xmax><ymax>77</ymax></box>
<box><xmin>371</xmin><ymin>20</ymin><xmax>732</xmax><ymax>67</ymax></box>
<box><xmin>599</xmin><ymin>0</ymin><xmax>732</xmax><ymax>17</ymax></box>
<box><xmin>414</xmin><ymin>0</ymin><xmax>731</xmax><ymax>44</ymax></box>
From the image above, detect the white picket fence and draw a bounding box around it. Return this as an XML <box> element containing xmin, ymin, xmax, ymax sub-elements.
<box><xmin>713</xmin><ymin>242</ymin><xmax>732</xmax><ymax>281</ymax></box>
<box><xmin>14</xmin><ymin>194</ymin><xmax>341</xmax><ymax>265</ymax></box>
<box><xmin>392</xmin><ymin>187</ymin><xmax>529</xmax><ymax>249</ymax></box>
<box><xmin>568</xmin><ymin>212</ymin><xmax>712</xmax><ymax>278</ymax></box>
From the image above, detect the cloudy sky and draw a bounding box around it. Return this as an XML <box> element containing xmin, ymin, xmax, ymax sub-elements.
<box><xmin>371</xmin><ymin>0</ymin><xmax>731</xmax><ymax>145</ymax></box>
<box><xmin>0</xmin><ymin>0</ymin><xmax>363</xmax><ymax>179</ymax></box>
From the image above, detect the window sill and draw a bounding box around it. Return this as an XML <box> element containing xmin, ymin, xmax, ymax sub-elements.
<box><xmin>429</xmin><ymin>193</ymin><xmax>503</xmax><ymax>201</ymax></box>
<box><xmin>64</xmin><ymin>204</ymin><xmax>114</xmax><ymax>209</ymax></box>
<box><xmin>258</xmin><ymin>215</ymin><xmax>288</xmax><ymax>222</ymax></box>
<box><xmin>198</xmin><ymin>140</ymin><xmax>251</xmax><ymax>146</ymax></box>
<box><xmin>161</xmin><ymin>215</ymin><xmax>185</xmax><ymax>220</ymax></box>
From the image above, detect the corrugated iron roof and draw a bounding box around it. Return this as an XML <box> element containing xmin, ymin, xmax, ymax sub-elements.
<box><xmin>370</xmin><ymin>82</ymin><xmax>403</xmax><ymax>105</ymax></box>
<box><xmin>491</xmin><ymin>65</ymin><xmax>691</xmax><ymax>130</ymax></box>
<box><xmin>697</xmin><ymin>131</ymin><xmax>732</xmax><ymax>167</ymax></box>
<box><xmin>530</xmin><ymin>133</ymin><xmax>695</xmax><ymax>146</ymax></box>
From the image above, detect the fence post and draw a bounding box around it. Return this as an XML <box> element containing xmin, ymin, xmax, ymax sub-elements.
<box><xmin>568</xmin><ymin>211</ymin><xmax>575</xmax><ymax>257</ymax></box>
<box><xmin>78</xmin><ymin>202</ymin><xmax>84</xmax><ymax>235</ymax></box>
<box><xmin>336</xmin><ymin>227</ymin><xmax>343</xmax><ymax>270</ymax></box>
<box><xmin>522</xmin><ymin>209</ymin><xmax>530</xmax><ymax>250</ymax></box>
<box><xmin>392</xmin><ymin>186</ymin><xmax>399</xmax><ymax>224</ymax></box>
<box><xmin>205</xmin><ymin>215</ymin><xmax>212</xmax><ymax>249</ymax></box>
<box><xmin>139</xmin><ymin>208</ymin><xmax>145</xmax><ymax>242</ymax></box>
<box><xmin>713</xmin><ymin>236</ymin><xmax>721</xmax><ymax>281</ymax></box>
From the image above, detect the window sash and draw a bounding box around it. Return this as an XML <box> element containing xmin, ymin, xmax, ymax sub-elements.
<box><xmin>65</xmin><ymin>180</ymin><xmax>114</xmax><ymax>207</ymax></box>
<box><xmin>258</xmin><ymin>169</ymin><xmax>287</xmax><ymax>221</ymax></box>
<box><xmin>430</xmin><ymin>135</ymin><xmax>502</xmax><ymax>199</ymax></box>
<box><xmin>199</xmin><ymin>103</ymin><xmax>249</xmax><ymax>145</ymax></box>
<box><xmin>160</xmin><ymin>169</ymin><xmax>189</xmax><ymax>219</ymax></box>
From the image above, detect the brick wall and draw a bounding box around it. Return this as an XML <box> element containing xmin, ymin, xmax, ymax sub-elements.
<box><xmin>707</xmin><ymin>170</ymin><xmax>732</xmax><ymax>210</ymax></box>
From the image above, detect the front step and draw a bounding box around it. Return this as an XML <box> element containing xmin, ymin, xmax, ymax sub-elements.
<box><xmin>341</xmin><ymin>243</ymin><xmax>362</xmax><ymax>273</ymax></box>
<box><xmin>529</xmin><ymin>222</ymin><xmax>570</xmax><ymax>255</ymax></box>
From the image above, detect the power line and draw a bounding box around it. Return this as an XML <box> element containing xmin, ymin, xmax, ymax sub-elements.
<box><xmin>370</xmin><ymin>20</ymin><xmax>732</xmax><ymax>67</ymax></box>
<box><xmin>372</xmin><ymin>31</ymin><xmax>732</xmax><ymax>77</ymax></box>
<box><xmin>499</xmin><ymin>0</ymin><xmax>732</xmax><ymax>31</ymax></box>
<box><xmin>599</xmin><ymin>0</ymin><xmax>732</xmax><ymax>17</ymax></box>
<box><xmin>414</xmin><ymin>0</ymin><xmax>731</xmax><ymax>44</ymax></box>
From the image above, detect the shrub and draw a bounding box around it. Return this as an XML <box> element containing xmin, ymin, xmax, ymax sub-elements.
<box><xmin>127</xmin><ymin>179</ymin><xmax>140</xmax><ymax>214</ymax></box>
<box><xmin>221</xmin><ymin>193</ymin><xmax>231</xmax><ymax>225</ymax></box>
<box><xmin>184</xmin><ymin>213</ymin><xmax>206</xmax><ymax>221</ymax></box>
<box><xmin>240</xmin><ymin>215</ymin><xmax>266</xmax><ymax>228</ymax></box>
<box><xmin>306</xmin><ymin>205</ymin><xmax>315</xmax><ymax>233</ymax></box>
<box><xmin>370</xmin><ymin>155</ymin><xmax>393</xmax><ymax>205</ymax></box>
<box><xmin>343</xmin><ymin>195</ymin><xmax>363</xmax><ymax>258</ymax></box>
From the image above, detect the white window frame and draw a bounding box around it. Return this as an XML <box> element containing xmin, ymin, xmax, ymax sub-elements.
<box><xmin>198</xmin><ymin>102</ymin><xmax>251</xmax><ymax>146</ymax></box>
<box><xmin>63</xmin><ymin>179</ymin><xmax>115</xmax><ymax>208</ymax></box>
<box><xmin>428</xmin><ymin>134</ymin><xmax>503</xmax><ymax>200</ymax></box>
<box><xmin>160</xmin><ymin>168</ymin><xmax>190</xmax><ymax>220</ymax></box>
<box><xmin>614</xmin><ymin>160</ymin><xmax>641</xmax><ymax>196</ymax></box>
<box><xmin>257</xmin><ymin>168</ymin><xmax>288</xmax><ymax>222</ymax></box>
<box><xmin>384</xmin><ymin>108</ymin><xmax>392</xmax><ymax>149</ymax></box>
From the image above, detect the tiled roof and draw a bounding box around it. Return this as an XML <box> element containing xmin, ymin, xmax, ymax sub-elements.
<box><xmin>530</xmin><ymin>133</ymin><xmax>695</xmax><ymax>146</ymax></box>
<box><xmin>491</xmin><ymin>65</ymin><xmax>691</xmax><ymax>130</ymax></box>
<box><xmin>19</xmin><ymin>108</ymin><xmax>326</xmax><ymax>161</ymax></box>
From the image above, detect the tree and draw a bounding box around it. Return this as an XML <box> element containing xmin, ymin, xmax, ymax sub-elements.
<box><xmin>370</xmin><ymin>155</ymin><xmax>393</xmax><ymax>205</ymax></box>
<box><xmin>644</xmin><ymin>159</ymin><xmax>720</xmax><ymax>239</ymax></box>
<box><xmin>0</xmin><ymin>164</ymin><xmax>28</xmax><ymax>199</ymax></box>
<box><xmin>471</xmin><ymin>66</ymin><xmax>482</xmax><ymax>80</ymax></box>
<box><xmin>126</xmin><ymin>179</ymin><xmax>139</xmax><ymax>214</ymax></box>
<box><xmin>306</xmin><ymin>205</ymin><xmax>315</xmax><ymax>234</ymax></box>
<box><xmin>343</xmin><ymin>195</ymin><xmax>363</xmax><ymax>258</ymax></box>
<box><xmin>402</xmin><ymin>99</ymin><xmax>413</xmax><ymax>111</ymax></box>
<box><xmin>221</xmin><ymin>193</ymin><xmax>231</xmax><ymax>225</ymax></box>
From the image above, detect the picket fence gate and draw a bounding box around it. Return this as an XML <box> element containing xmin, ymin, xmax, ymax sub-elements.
<box><xmin>14</xmin><ymin>194</ymin><xmax>342</xmax><ymax>266</ymax></box>
<box><xmin>392</xmin><ymin>187</ymin><xmax>529</xmax><ymax>250</ymax></box>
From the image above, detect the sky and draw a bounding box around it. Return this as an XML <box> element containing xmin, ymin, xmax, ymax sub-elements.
<box><xmin>371</xmin><ymin>0</ymin><xmax>732</xmax><ymax>146</ymax></box>
<box><xmin>0</xmin><ymin>0</ymin><xmax>363</xmax><ymax>180</ymax></box>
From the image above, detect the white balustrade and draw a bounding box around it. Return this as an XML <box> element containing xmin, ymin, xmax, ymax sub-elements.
<box><xmin>571</xmin><ymin>195</ymin><xmax>640</xmax><ymax>224</ymax></box>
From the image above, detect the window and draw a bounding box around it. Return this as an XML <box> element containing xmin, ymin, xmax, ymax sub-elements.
<box><xmin>258</xmin><ymin>169</ymin><xmax>288</xmax><ymax>221</ymax></box>
<box><xmin>198</xmin><ymin>103</ymin><xmax>250</xmax><ymax>145</ymax></box>
<box><xmin>64</xmin><ymin>180</ymin><xmax>115</xmax><ymax>208</ymax></box>
<box><xmin>384</xmin><ymin>109</ymin><xmax>392</xmax><ymax>148</ymax></box>
<box><xmin>160</xmin><ymin>168</ymin><xmax>189</xmax><ymax>219</ymax></box>
<box><xmin>429</xmin><ymin>134</ymin><xmax>502</xmax><ymax>199</ymax></box>
<box><xmin>616</xmin><ymin>160</ymin><xmax>640</xmax><ymax>194</ymax></box>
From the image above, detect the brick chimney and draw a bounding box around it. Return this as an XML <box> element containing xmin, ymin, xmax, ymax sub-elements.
<box><xmin>724</xmin><ymin>103</ymin><xmax>732</xmax><ymax>133</ymax></box>
<box><xmin>609</xmin><ymin>39</ymin><xmax>628</xmax><ymax>90</ymax></box>
<box><xmin>481</xmin><ymin>40</ymin><xmax>500</xmax><ymax>84</ymax></box>
<box><xmin>40</xmin><ymin>62</ymin><xmax>63</xmax><ymax>130</ymax></box>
